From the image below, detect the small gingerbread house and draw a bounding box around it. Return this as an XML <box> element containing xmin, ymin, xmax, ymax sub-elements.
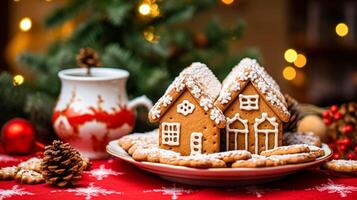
<box><xmin>148</xmin><ymin>63</ymin><xmax>226</xmax><ymax>156</ymax></box>
<box><xmin>215</xmin><ymin>58</ymin><xmax>290</xmax><ymax>154</ymax></box>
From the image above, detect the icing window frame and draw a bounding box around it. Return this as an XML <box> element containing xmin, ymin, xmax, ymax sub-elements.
<box><xmin>226</xmin><ymin>113</ymin><xmax>249</xmax><ymax>151</ymax></box>
<box><xmin>161</xmin><ymin>122</ymin><xmax>180</xmax><ymax>146</ymax></box>
<box><xmin>239</xmin><ymin>94</ymin><xmax>259</xmax><ymax>110</ymax></box>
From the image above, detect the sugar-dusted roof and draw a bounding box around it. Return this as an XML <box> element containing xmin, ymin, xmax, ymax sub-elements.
<box><xmin>148</xmin><ymin>62</ymin><xmax>226</xmax><ymax>127</ymax></box>
<box><xmin>215</xmin><ymin>58</ymin><xmax>290</xmax><ymax>122</ymax></box>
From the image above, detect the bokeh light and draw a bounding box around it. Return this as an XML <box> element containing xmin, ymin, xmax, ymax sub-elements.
<box><xmin>284</xmin><ymin>49</ymin><xmax>298</xmax><ymax>63</ymax></box>
<box><xmin>221</xmin><ymin>0</ymin><xmax>234</xmax><ymax>5</ymax></box>
<box><xmin>13</xmin><ymin>74</ymin><xmax>24</xmax><ymax>86</ymax></box>
<box><xmin>282</xmin><ymin>66</ymin><xmax>296</xmax><ymax>80</ymax></box>
<box><xmin>294</xmin><ymin>54</ymin><xmax>307</xmax><ymax>68</ymax></box>
<box><xmin>335</xmin><ymin>23</ymin><xmax>349</xmax><ymax>37</ymax></box>
<box><xmin>19</xmin><ymin>17</ymin><xmax>32</xmax><ymax>32</ymax></box>
<box><xmin>138</xmin><ymin>3</ymin><xmax>151</xmax><ymax>15</ymax></box>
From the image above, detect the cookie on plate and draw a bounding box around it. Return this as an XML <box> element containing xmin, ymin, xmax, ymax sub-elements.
<box><xmin>323</xmin><ymin>159</ymin><xmax>357</xmax><ymax>173</ymax></box>
<box><xmin>0</xmin><ymin>166</ymin><xmax>18</xmax><ymax>180</ymax></box>
<box><xmin>267</xmin><ymin>153</ymin><xmax>316</xmax><ymax>164</ymax></box>
<box><xmin>160</xmin><ymin>154</ymin><xmax>226</xmax><ymax>168</ymax></box>
<box><xmin>283</xmin><ymin>132</ymin><xmax>321</xmax><ymax>147</ymax></box>
<box><xmin>232</xmin><ymin>155</ymin><xmax>267</xmax><ymax>168</ymax></box>
<box><xmin>118</xmin><ymin>130</ymin><xmax>158</xmax><ymax>151</ymax></box>
<box><xmin>132</xmin><ymin>147</ymin><xmax>180</xmax><ymax>163</ymax></box>
<box><xmin>260</xmin><ymin>144</ymin><xmax>310</xmax><ymax>156</ymax></box>
<box><xmin>307</xmin><ymin>145</ymin><xmax>325</xmax><ymax>158</ymax></box>
<box><xmin>209</xmin><ymin>150</ymin><xmax>251</xmax><ymax>163</ymax></box>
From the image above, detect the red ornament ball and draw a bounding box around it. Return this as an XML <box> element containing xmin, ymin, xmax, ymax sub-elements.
<box><xmin>1</xmin><ymin>118</ymin><xmax>36</xmax><ymax>154</ymax></box>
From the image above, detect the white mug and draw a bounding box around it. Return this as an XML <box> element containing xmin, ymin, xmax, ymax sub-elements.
<box><xmin>52</xmin><ymin>68</ymin><xmax>152</xmax><ymax>159</ymax></box>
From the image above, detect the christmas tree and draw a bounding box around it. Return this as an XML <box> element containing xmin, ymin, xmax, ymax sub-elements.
<box><xmin>0</xmin><ymin>0</ymin><xmax>258</xmax><ymax>139</ymax></box>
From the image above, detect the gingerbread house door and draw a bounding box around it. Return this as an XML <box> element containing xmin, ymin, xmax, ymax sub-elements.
<box><xmin>253</xmin><ymin>113</ymin><xmax>279</xmax><ymax>154</ymax></box>
<box><xmin>225</xmin><ymin>113</ymin><xmax>249</xmax><ymax>151</ymax></box>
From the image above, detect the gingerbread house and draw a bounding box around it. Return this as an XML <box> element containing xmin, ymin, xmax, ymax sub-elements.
<box><xmin>148</xmin><ymin>63</ymin><xmax>226</xmax><ymax>156</ymax></box>
<box><xmin>215</xmin><ymin>58</ymin><xmax>290</xmax><ymax>154</ymax></box>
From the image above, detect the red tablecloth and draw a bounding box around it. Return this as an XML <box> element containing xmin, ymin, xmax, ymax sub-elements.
<box><xmin>1</xmin><ymin>154</ymin><xmax>357</xmax><ymax>200</ymax></box>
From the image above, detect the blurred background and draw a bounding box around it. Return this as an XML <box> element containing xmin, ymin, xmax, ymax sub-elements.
<box><xmin>0</xmin><ymin>0</ymin><xmax>356</xmax><ymax>138</ymax></box>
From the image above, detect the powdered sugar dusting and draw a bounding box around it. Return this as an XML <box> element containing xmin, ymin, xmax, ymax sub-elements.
<box><xmin>218</xmin><ymin>58</ymin><xmax>290</xmax><ymax>120</ymax></box>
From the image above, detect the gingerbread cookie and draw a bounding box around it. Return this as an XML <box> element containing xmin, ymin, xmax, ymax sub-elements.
<box><xmin>268</xmin><ymin>153</ymin><xmax>316</xmax><ymax>164</ymax></box>
<box><xmin>160</xmin><ymin>154</ymin><xmax>226</xmax><ymax>168</ymax></box>
<box><xmin>307</xmin><ymin>145</ymin><xmax>325</xmax><ymax>158</ymax></box>
<box><xmin>128</xmin><ymin>143</ymin><xmax>157</xmax><ymax>156</ymax></box>
<box><xmin>118</xmin><ymin>130</ymin><xmax>158</xmax><ymax>151</ymax></box>
<box><xmin>210</xmin><ymin>150</ymin><xmax>251</xmax><ymax>163</ymax></box>
<box><xmin>15</xmin><ymin>169</ymin><xmax>44</xmax><ymax>184</ymax></box>
<box><xmin>232</xmin><ymin>155</ymin><xmax>267</xmax><ymax>168</ymax></box>
<box><xmin>323</xmin><ymin>159</ymin><xmax>357</xmax><ymax>173</ymax></box>
<box><xmin>0</xmin><ymin>166</ymin><xmax>18</xmax><ymax>180</ymax></box>
<box><xmin>260</xmin><ymin>144</ymin><xmax>310</xmax><ymax>156</ymax></box>
<box><xmin>265</xmin><ymin>156</ymin><xmax>287</xmax><ymax>167</ymax></box>
<box><xmin>283</xmin><ymin>132</ymin><xmax>321</xmax><ymax>147</ymax></box>
<box><xmin>18</xmin><ymin>157</ymin><xmax>42</xmax><ymax>172</ymax></box>
<box><xmin>132</xmin><ymin>147</ymin><xmax>180</xmax><ymax>163</ymax></box>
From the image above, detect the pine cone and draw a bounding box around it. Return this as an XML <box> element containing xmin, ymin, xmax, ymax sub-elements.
<box><xmin>76</xmin><ymin>47</ymin><xmax>100</xmax><ymax>70</ymax></box>
<box><xmin>41</xmin><ymin>140</ymin><xmax>86</xmax><ymax>187</ymax></box>
<box><xmin>283</xmin><ymin>94</ymin><xmax>303</xmax><ymax>132</ymax></box>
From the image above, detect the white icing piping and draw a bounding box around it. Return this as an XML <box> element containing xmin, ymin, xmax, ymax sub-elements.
<box><xmin>226</xmin><ymin>113</ymin><xmax>249</xmax><ymax>151</ymax></box>
<box><xmin>253</xmin><ymin>112</ymin><xmax>279</xmax><ymax>154</ymax></box>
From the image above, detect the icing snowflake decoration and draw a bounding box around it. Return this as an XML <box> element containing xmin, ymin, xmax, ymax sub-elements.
<box><xmin>51</xmin><ymin>182</ymin><xmax>122</xmax><ymax>200</ymax></box>
<box><xmin>85</xmin><ymin>164</ymin><xmax>124</xmax><ymax>181</ymax></box>
<box><xmin>144</xmin><ymin>184</ymin><xmax>194</xmax><ymax>200</ymax></box>
<box><xmin>218</xmin><ymin>91</ymin><xmax>232</xmax><ymax>104</ymax></box>
<box><xmin>306</xmin><ymin>179</ymin><xmax>357</xmax><ymax>198</ymax></box>
<box><xmin>199</xmin><ymin>98</ymin><xmax>213</xmax><ymax>111</ymax></box>
<box><xmin>210</xmin><ymin>108</ymin><xmax>225</xmax><ymax>124</ymax></box>
<box><xmin>0</xmin><ymin>185</ymin><xmax>33</xmax><ymax>200</ymax></box>
<box><xmin>150</xmin><ymin>105</ymin><xmax>161</xmax><ymax>119</ymax></box>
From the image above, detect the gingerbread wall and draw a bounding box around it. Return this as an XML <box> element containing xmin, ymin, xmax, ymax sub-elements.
<box><xmin>223</xmin><ymin>82</ymin><xmax>283</xmax><ymax>154</ymax></box>
<box><xmin>159</xmin><ymin>89</ymin><xmax>220</xmax><ymax>156</ymax></box>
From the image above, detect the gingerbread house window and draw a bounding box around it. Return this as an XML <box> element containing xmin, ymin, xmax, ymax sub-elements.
<box><xmin>253</xmin><ymin>113</ymin><xmax>279</xmax><ymax>154</ymax></box>
<box><xmin>177</xmin><ymin>100</ymin><xmax>195</xmax><ymax>116</ymax></box>
<box><xmin>190</xmin><ymin>132</ymin><xmax>202</xmax><ymax>155</ymax></box>
<box><xmin>226</xmin><ymin>113</ymin><xmax>249</xmax><ymax>151</ymax></box>
<box><xmin>161</xmin><ymin>122</ymin><xmax>180</xmax><ymax>146</ymax></box>
<box><xmin>239</xmin><ymin>94</ymin><xmax>259</xmax><ymax>110</ymax></box>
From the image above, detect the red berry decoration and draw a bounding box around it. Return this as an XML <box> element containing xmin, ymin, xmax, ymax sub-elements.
<box><xmin>330</xmin><ymin>105</ymin><xmax>339</xmax><ymax>113</ymax></box>
<box><xmin>333</xmin><ymin>153</ymin><xmax>341</xmax><ymax>159</ymax></box>
<box><xmin>1</xmin><ymin>118</ymin><xmax>36</xmax><ymax>154</ymax></box>
<box><xmin>347</xmin><ymin>153</ymin><xmax>356</xmax><ymax>160</ymax></box>
<box><xmin>339</xmin><ymin>144</ymin><xmax>347</xmax><ymax>151</ymax></box>
<box><xmin>334</xmin><ymin>112</ymin><xmax>343</xmax><ymax>120</ymax></box>
<box><xmin>324</xmin><ymin>118</ymin><xmax>332</xmax><ymax>125</ymax></box>
<box><xmin>322</xmin><ymin>111</ymin><xmax>330</xmax><ymax>118</ymax></box>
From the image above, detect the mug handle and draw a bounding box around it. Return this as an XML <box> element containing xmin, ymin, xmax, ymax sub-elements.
<box><xmin>127</xmin><ymin>95</ymin><xmax>153</xmax><ymax>111</ymax></box>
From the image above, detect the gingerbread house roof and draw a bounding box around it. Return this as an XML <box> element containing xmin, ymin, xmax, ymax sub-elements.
<box><xmin>148</xmin><ymin>62</ymin><xmax>226</xmax><ymax>128</ymax></box>
<box><xmin>215</xmin><ymin>58</ymin><xmax>290</xmax><ymax>122</ymax></box>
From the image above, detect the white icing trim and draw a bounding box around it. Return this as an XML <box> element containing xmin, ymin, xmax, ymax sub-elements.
<box><xmin>161</xmin><ymin>122</ymin><xmax>180</xmax><ymax>146</ymax></box>
<box><xmin>176</xmin><ymin>100</ymin><xmax>195</xmax><ymax>116</ymax></box>
<box><xmin>253</xmin><ymin>113</ymin><xmax>279</xmax><ymax>154</ymax></box>
<box><xmin>239</xmin><ymin>94</ymin><xmax>259</xmax><ymax>110</ymax></box>
<box><xmin>226</xmin><ymin>113</ymin><xmax>249</xmax><ymax>151</ymax></box>
<box><xmin>190</xmin><ymin>132</ymin><xmax>203</xmax><ymax>156</ymax></box>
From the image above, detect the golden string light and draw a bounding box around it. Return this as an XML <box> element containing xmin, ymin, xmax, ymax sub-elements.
<box><xmin>282</xmin><ymin>66</ymin><xmax>296</xmax><ymax>81</ymax></box>
<box><xmin>143</xmin><ymin>27</ymin><xmax>159</xmax><ymax>43</ymax></box>
<box><xmin>19</xmin><ymin>17</ymin><xmax>32</xmax><ymax>32</ymax></box>
<box><xmin>221</xmin><ymin>0</ymin><xmax>234</xmax><ymax>5</ymax></box>
<box><xmin>284</xmin><ymin>49</ymin><xmax>298</xmax><ymax>63</ymax></box>
<box><xmin>13</xmin><ymin>74</ymin><xmax>24</xmax><ymax>86</ymax></box>
<box><xmin>335</xmin><ymin>22</ymin><xmax>349</xmax><ymax>37</ymax></box>
<box><xmin>138</xmin><ymin>0</ymin><xmax>160</xmax><ymax>17</ymax></box>
<box><xmin>294</xmin><ymin>54</ymin><xmax>307</xmax><ymax>68</ymax></box>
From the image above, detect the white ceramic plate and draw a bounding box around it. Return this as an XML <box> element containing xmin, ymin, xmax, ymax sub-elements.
<box><xmin>107</xmin><ymin>140</ymin><xmax>332</xmax><ymax>186</ymax></box>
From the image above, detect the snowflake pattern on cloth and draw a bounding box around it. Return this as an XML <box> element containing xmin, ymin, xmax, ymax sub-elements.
<box><xmin>51</xmin><ymin>182</ymin><xmax>122</xmax><ymax>200</ymax></box>
<box><xmin>0</xmin><ymin>185</ymin><xmax>33</xmax><ymax>200</ymax></box>
<box><xmin>85</xmin><ymin>164</ymin><xmax>124</xmax><ymax>181</ymax></box>
<box><xmin>227</xmin><ymin>185</ymin><xmax>279</xmax><ymax>198</ymax></box>
<box><xmin>306</xmin><ymin>179</ymin><xmax>357</xmax><ymax>198</ymax></box>
<box><xmin>144</xmin><ymin>184</ymin><xmax>194</xmax><ymax>200</ymax></box>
